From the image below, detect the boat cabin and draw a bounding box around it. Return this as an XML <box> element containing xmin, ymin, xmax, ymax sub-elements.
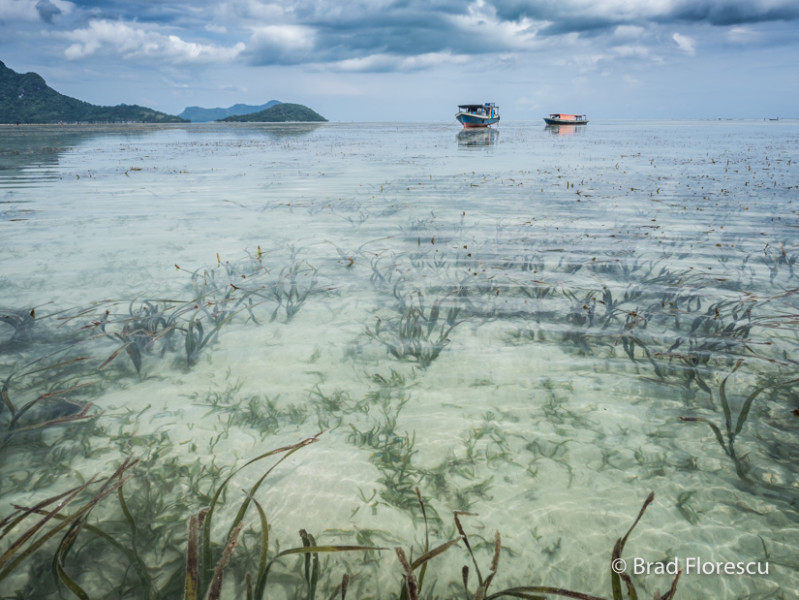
<box><xmin>549</xmin><ymin>114</ymin><xmax>586</xmax><ymax>121</ymax></box>
<box><xmin>459</xmin><ymin>103</ymin><xmax>498</xmax><ymax>117</ymax></box>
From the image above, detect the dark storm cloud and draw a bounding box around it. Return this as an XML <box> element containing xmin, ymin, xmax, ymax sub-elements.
<box><xmin>35</xmin><ymin>0</ymin><xmax>61</xmax><ymax>23</ymax></box>
<box><xmin>490</xmin><ymin>0</ymin><xmax>799</xmax><ymax>33</ymax></box>
<box><xmin>668</xmin><ymin>0</ymin><xmax>799</xmax><ymax>26</ymax></box>
<box><xmin>486</xmin><ymin>1</ymin><xmax>627</xmax><ymax>38</ymax></box>
<box><xmin>287</xmin><ymin>0</ymin><xmax>467</xmax><ymax>21</ymax></box>
<box><xmin>488</xmin><ymin>0</ymin><xmax>556</xmax><ymax>23</ymax></box>
<box><xmin>536</xmin><ymin>16</ymin><xmax>622</xmax><ymax>36</ymax></box>
<box><xmin>14</xmin><ymin>0</ymin><xmax>799</xmax><ymax>73</ymax></box>
<box><xmin>46</xmin><ymin>0</ymin><xmax>799</xmax><ymax>71</ymax></box>
<box><xmin>240</xmin><ymin>9</ymin><xmax>511</xmax><ymax>68</ymax></box>
<box><xmin>243</xmin><ymin>1</ymin><xmax>518</xmax><ymax>68</ymax></box>
<box><xmin>314</xmin><ymin>14</ymin><xmax>506</xmax><ymax>57</ymax></box>
<box><xmin>67</xmin><ymin>0</ymin><xmax>192</xmax><ymax>24</ymax></box>
<box><xmin>239</xmin><ymin>0</ymin><xmax>799</xmax><ymax>69</ymax></box>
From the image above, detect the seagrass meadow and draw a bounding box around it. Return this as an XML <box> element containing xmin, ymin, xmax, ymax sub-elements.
<box><xmin>0</xmin><ymin>120</ymin><xmax>797</xmax><ymax>599</ymax></box>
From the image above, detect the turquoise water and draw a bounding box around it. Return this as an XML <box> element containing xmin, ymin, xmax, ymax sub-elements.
<box><xmin>1</xmin><ymin>120</ymin><xmax>798</xmax><ymax>599</ymax></box>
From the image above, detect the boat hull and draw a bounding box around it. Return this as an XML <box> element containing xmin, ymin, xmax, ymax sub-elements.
<box><xmin>543</xmin><ymin>117</ymin><xmax>588</xmax><ymax>125</ymax></box>
<box><xmin>457</xmin><ymin>113</ymin><xmax>500</xmax><ymax>128</ymax></box>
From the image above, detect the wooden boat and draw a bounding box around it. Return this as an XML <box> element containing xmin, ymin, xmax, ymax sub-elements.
<box><xmin>456</xmin><ymin>103</ymin><xmax>500</xmax><ymax>128</ymax></box>
<box><xmin>543</xmin><ymin>113</ymin><xmax>588</xmax><ymax>125</ymax></box>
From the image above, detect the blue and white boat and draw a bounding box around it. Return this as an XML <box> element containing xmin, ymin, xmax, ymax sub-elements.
<box><xmin>456</xmin><ymin>103</ymin><xmax>500</xmax><ymax>128</ymax></box>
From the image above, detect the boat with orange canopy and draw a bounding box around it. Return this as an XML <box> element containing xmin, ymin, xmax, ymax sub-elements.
<box><xmin>543</xmin><ymin>113</ymin><xmax>588</xmax><ymax>125</ymax></box>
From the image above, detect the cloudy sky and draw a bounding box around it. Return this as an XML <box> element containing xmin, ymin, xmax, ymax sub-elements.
<box><xmin>1</xmin><ymin>0</ymin><xmax>798</xmax><ymax>120</ymax></box>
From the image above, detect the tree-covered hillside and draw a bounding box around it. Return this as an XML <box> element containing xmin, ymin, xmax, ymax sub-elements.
<box><xmin>0</xmin><ymin>60</ymin><xmax>185</xmax><ymax>124</ymax></box>
<box><xmin>178</xmin><ymin>101</ymin><xmax>281</xmax><ymax>122</ymax></box>
<box><xmin>218</xmin><ymin>103</ymin><xmax>327</xmax><ymax>122</ymax></box>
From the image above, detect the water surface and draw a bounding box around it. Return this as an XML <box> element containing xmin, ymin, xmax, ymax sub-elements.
<box><xmin>1</xmin><ymin>120</ymin><xmax>798</xmax><ymax>599</ymax></box>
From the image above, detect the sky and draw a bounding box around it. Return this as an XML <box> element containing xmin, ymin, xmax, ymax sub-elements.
<box><xmin>1</xmin><ymin>0</ymin><xmax>798</xmax><ymax>121</ymax></box>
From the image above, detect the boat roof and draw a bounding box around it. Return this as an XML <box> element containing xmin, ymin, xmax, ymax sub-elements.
<box><xmin>459</xmin><ymin>103</ymin><xmax>498</xmax><ymax>110</ymax></box>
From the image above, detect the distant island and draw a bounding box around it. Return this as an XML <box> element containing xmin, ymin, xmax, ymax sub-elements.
<box><xmin>178</xmin><ymin>101</ymin><xmax>281</xmax><ymax>122</ymax></box>
<box><xmin>218</xmin><ymin>103</ymin><xmax>327</xmax><ymax>123</ymax></box>
<box><xmin>0</xmin><ymin>60</ymin><xmax>185</xmax><ymax>124</ymax></box>
<box><xmin>0</xmin><ymin>60</ymin><xmax>327</xmax><ymax>125</ymax></box>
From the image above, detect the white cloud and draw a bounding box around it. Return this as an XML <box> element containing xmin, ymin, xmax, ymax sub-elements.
<box><xmin>245</xmin><ymin>24</ymin><xmax>317</xmax><ymax>63</ymax></box>
<box><xmin>449</xmin><ymin>0</ymin><xmax>541</xmax><ymax>51</ymax></box>
<box><xmin>331</xmin><ymin>51</ymin><xmax>470</xmax><ymax>73</ymax></box>
<box><xmin>248</xmin><ymin>24</ymin><xmax>315</xmax><ymax>51</ymax></box>
<box><xmin>60</xmin><ymin>19</ymin><xmax>245</xmax><ymax>64</ymax></box>
<box><xmin>613</xmin><ymin>25</ymin><xmax>646</xmax><ymax>40</ymax></box>
<box><xmin>528</xmin><ymin>0</ymin><xmax>678</xmax><ymax>22</ymax></box>
<box><xmin>612</xmin><ymin>44</ymin><xmax>650</xmax><ymax>58</ymax></box>
<box><xmin>0</xmin><ymin>0</ymin><xmax>38</xmax><ymax>21</ymax></box>
<box><xmin>727</xmin><ymin>26</ymin><xmax>760</xmax><ymax>44</ymax></box>
<box><xmin>205</xmin><ymin>23</ymin><xmax>228</xmax><ymax>34</ymax></box>
<box><xmin>163</xmin><ymin>35</ymin><xmax>244</xmax><ymax>63</ymax></box>
<box><xmin>672</xmin><ymin>32</ymin><xmax>696</xmax><ymax>54</ymax></box>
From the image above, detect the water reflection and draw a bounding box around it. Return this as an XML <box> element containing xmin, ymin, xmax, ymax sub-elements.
<box><xmin>0</xmin><ymin>124</ymin><xmax>171</xmax><ymax>189</ymax></box>
<box><xmin>545</xmin><ymin>124</ymin><xmax>585</xmax><ymax>136</ymax></box>
<box><xmin>0</xmin><ymin>126</ymin><xmax>76</xmax><ymax>189</ymax></box>
<box><xmin>214</xmin><ymin>121</ymin><xmax>325</xmax><ymax>140</ymax></box>
<box><xmin>0</xmin><ymin>122</ymin><xmax>325</xmax><ymax>190</ymax></box>
<box><xmin>258</xmin><ymin>122</ymin><xmax>324</xmax><ymax>139</ymax></box>
<box><xmin>457</xmin><ymin>128</ymin><xmax>499</xmax><ymax>147</ymax></box>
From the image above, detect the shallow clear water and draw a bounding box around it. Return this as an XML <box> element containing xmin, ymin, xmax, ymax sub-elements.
<box><xmin>1</xmin><ymin>120</ymin><xmax>798</xmax><ymax>599</ymax></box>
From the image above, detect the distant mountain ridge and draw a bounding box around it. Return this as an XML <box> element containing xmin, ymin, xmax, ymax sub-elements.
<box><xmin>219</xmin><ymin>103</ymin><xmax>327</xmax><ymax>123</ymax></box>
<box><xmin>0</xmin><ymin>60</ymin><xmax>185</xmax><ymax>124</ymax></box>
<box><xmin>178</xmin><ymin>101</ymin><xmax>281</xmax><ymax>122</ymax></box>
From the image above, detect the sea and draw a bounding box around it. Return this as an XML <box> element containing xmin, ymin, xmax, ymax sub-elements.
<box><xmin>0</xmin><ymin>120</ymin><xmax>797</xmax><ymax>599</ymax></box>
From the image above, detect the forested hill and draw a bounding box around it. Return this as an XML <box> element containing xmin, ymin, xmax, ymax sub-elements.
<box><xmin>218</xmin><ymin>103</ymin><xmax>327</xmax><ymax>122</ymax></box>
<box><xmin>0</xmin><ymin>61</ymin><xmax>185</xmax><ymax>124</ymax></box>
<box><xmin>178</xmin><ymin>101</ymin><xmax>281</xmax><ymax>122</ymax></box>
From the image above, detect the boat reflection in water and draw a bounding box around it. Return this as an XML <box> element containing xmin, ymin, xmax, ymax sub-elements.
<box><xmin>545</xmin><ymin>124</ymin><xmax>585</xmax><ymax>136</ymax></box>
<box><xmin>457</xmin><ymin>128</ymin><xmax>499</xmax><ymax>147</ymax></box>
<box><xmin>225</xmin><ymin>122</ymin><xmax>325</xmax><ymax>140</ymax></box>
